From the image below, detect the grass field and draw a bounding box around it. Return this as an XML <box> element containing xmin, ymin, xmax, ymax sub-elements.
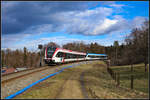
<box><xmin>110</xmin><ymin>63</ymin><xmax>149</xmax><ymax>94</ymax></box>
<box><xmin>15</xmin><ymin>61</ymin><xmax>149</xmax><ymax>99</ymax></box>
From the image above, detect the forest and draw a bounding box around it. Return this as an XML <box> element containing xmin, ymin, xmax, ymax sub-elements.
<box><xmin>1</xmin><ymin>20</ymin><xmax>149</xmax><ymax>71</ymax></box>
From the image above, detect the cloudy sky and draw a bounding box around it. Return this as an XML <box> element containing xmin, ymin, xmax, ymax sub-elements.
<box><xmin>2</xmin><ymin>1</ymin><xmax>149</xmax><ymax>51</ymax></box>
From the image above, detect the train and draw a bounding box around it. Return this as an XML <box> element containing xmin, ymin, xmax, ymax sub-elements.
<box><xmin>44</xmin><ymin>46</ymin><xmax>108</xmax><ymax>64</ymax></box>
<box><xmin>86</xmin><ymin>53</ymin><xmax>108</xmax><ymax>60</ymax></box>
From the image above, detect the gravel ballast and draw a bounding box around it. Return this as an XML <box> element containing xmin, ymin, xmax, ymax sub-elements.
<box><xmin>1</xmin><ymin>61</ymin><xmax>92</xmax><ymax>99</ymax></box>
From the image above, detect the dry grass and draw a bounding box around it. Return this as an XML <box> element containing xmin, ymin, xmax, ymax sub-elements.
<box><xmin>82</xmin><ymin>61</ymin><xmax>148</xmax><ymax>99</ymax></box>
<box><xmin>110</xmin><ymin>63</ymin><xmax>149</xmax><ymax>93</ymax></box>
<box><xmin>15</xmin><ymin>61</ymin><xmax>148</xmax><ymax>99</ymax></box>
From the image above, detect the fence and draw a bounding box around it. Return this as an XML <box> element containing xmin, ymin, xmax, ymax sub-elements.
<box><xmin>105</xmin><ymin>60</ymin><xmax>134</xmax><ymax>89</ymax></box>
<box><xmin>107</xmin><ymin>67</ymin><xmax>120</xmax><ymax>87</ymax></box>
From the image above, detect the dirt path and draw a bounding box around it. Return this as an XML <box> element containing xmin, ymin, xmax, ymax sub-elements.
<box><xmin>55</xmin><ymin>71</ymin><xmax>87</xmax><ymax>99</ymax></box>
<box><xmin>79</xmin><ymin>72</ymin><xmax>89</xmax><ymax>99</ymax></box>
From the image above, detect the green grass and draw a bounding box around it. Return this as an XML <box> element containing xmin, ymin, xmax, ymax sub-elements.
<box><xmin>83</xmin><ymin>61</ymin><xmax>148</xmax><ymax>99</ymax></box>
<box><xmin>110</xmin><ymin>63</ymin><xmax>149</xmax><ymax>93</ymax></box>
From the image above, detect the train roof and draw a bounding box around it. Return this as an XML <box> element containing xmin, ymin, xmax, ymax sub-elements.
<box><xmin>87</xmin><ymin>53</ymin><xmax>107</xmax><ymax>56</ymax></box>
<box><xmin>57</xmin><ymin>48</ymin><xmax>86</xmax><ymax>55</ymax></box>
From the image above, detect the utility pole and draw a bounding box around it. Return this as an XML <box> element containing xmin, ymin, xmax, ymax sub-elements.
<box><xmin>116</xmin><ymin>47</ymin><xmax>117</xmax><ymax>65</ymax></box>
<box><xmin>38</xmin><ymin>44</ymin><xmax>43</xmax><ymax>67</ymax></box>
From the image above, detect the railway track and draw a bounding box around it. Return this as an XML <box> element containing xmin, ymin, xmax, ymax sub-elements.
<box><xmin>1</xmin><ymin>67</ymin><xmax>49</xmax><ymax>84</ymax></box>
<box><xmin>1</xmin><ymin>62</ymin><xmax>82</xmax><ymax>85</ymax></box>
<box><xmin>2</xmin><ymin>61</ymin><xmax>92</xmax><ymax>99</ymax></box>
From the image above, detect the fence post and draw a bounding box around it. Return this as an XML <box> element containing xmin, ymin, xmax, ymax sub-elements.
<box><xmin>117</xmin><ymin>73</ymin><xmax>120</xmax><ymax>87</ymax></box>
<box><xmin>112</xmin><ymin>71</ymin><xmax>114</xmax><ymax>79</ymax></box>
<box><xmin>107</xmin><ymin>66</ymin><xmax>109</xmax><ymax>72</ymax></box>
<box><xmin>114</xmin><ymin>72</ymin><xmax>116</xmax><ymax>82</ymax></box>
<box><xmin>110</xmin><ymin>69</ymin><xmax>112</xmax><ymax>76</ymax></box>
<box><xmin>112</xmin><ymin>70</ymin><xmax>113</xmax><ymax>79</ymax></box>
<box><xmin>131</xmin><ymin>75</ymin><xmax>134</xmax><ymax>89</ymax></box>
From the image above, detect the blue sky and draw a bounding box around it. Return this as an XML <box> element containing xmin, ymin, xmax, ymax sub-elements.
<box><xmin>2</xmin><ymin>1</ymin><xmax>149</xmax><ymax>51</ymax></box>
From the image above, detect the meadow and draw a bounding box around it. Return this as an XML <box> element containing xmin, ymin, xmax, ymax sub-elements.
<box><xmin>110</xmin><ymin>63</ymin><xmax>149</xmax><ymax>93</ymax></box>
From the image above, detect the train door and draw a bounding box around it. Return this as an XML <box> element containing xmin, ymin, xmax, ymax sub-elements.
<box><xmin>56</xmin><ymin>52</ymin><xmax>63</xmax><ymax>63</ymax></box>
<box><xmin>77</xmin><ymin>54</ymin><xmax>78</xmax><ymax>61</ymax></box>
<box><xmin>61</xmin><ymin>53</ymin><xmax>65</xmax><ymax>63</ymax></box>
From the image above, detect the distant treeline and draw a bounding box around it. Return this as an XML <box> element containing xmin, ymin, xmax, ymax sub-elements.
<box><xmin>1</xmin><ymin>20</ymin><xmax>148</xmax><ymax>70</ymax></box>
<box><xmin>106</xmin><ymin>20</ymin><xmax>149</xmax><ymax>72</ymax></box>
<box><xmin>1</xmin><ymin>47</ymin><xmax>41</xmax><ymax>68</ymax></box>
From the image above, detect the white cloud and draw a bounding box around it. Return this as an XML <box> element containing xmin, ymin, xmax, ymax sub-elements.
<box><xmin>64</xmin><ymin>7</ymin><xmax>115</xmax><ymax>35</ymax></box>
<box><xmin>131</xmin><ymin>16</ymin><xmax>147</xmax><ymax>29</ymax></box>
<box><xmin>93</xmin><ymin>18</ymin><xmax>118</xmax><ymax>35</ymax></box>
<box><xmin>75</xmin><ymin>7</ymin><xmax>113</xmax><ymax>17</ymax></box>
<box><xmin>109</xmin><ymin>4</ymin><xmax>125</xmax><ymax>8</ymax></box>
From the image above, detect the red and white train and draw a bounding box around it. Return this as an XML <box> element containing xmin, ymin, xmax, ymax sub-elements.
<box><xmin>44</xmin><ymin>46</ymin><xmax>87</xmax><ymax>64</ymax></box>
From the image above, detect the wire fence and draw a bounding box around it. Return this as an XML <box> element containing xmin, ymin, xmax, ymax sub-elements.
<box><xmin>104</xmin><ymin>60</ymin><xmax>148</xmax><ymax>90</ymax></box>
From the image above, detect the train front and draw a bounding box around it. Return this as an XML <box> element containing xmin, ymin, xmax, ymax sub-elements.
<box><xmin>44</xmin><ymin>46</ymin><xmax>57</xmax><ymax>64</ymax></box>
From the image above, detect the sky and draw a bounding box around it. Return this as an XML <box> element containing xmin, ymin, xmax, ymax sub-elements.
<box><xmin>1</xmin><ymin>1</ymin><xmax>149</xmax><ymax>51</ymax></box>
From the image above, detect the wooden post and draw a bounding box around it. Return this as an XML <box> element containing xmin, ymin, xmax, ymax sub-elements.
<box><xmin>112</xmin><ymin>71</ymin><xmax>114</xmax><ymax>79</ymax></box>
<box><xmin>110</xmin><ymin>69</ymin><xmax>112</xmax><ymax>76</ymax></box>
<box><xmin>130</xmin><ymin>62</ymin><xmax>134</xmax><ymax>89</ymax></box>
<box><xmin>131</xmin><ymin>75</ymin><xmax>134</xmax><ymax>89</ymax></box>
<box><xmin>145</xmin><ymin>63</ymin><xmax>147</xmax><ymax>72</ymax></box>
<box><xmin>108</xmin><ymin>68</ymin><xmax>110</xmax><ymax>73</ymax></box>
<box><xmin>114</xmin><ymin>72</ymin><xmax>116</xmax><ymax>82</ymax></box>
<box><xmin>117</xmin><ymin>73</ymin><xmax>120</xmax><ymax>87</ymax></box>
<box><xmin>111</xmin><ymin>70</ymin><xmax>113</xmax><ymax>77</ymax></box>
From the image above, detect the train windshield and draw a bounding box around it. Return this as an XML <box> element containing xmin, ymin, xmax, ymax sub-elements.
<box><xmin>47</xmin><ymin>47</ymin><xmax>56</xmax><ymax>58</ymax></box>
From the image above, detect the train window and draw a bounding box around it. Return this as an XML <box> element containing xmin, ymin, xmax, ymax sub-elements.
<box><xmin>73</xmin><ymin>54</ymin><xmax>75</xmax><ymax>58</ymax></box>
<box><xmin>65</xmin><ymin>53</ymin><xmax>69</xmax><ymax>59</ymax></box>
<box><xmin>75</xmin><ymin>55</ymin><xmax>77</xmax><ymax>58</ymax></box>
<box><xmin>83</xmin><ymin>55</ymin><xmax>85</xmax><ymax>58</ymax></box>
<box><xmin>72</xmin><ymin>54</ymin><xmax>75</xmax><ymax>58</ymax></box>
<box><xmin>70</xmin><ymin>54</ymin><xmax>73</xmax><ymax>58</ymax></box>
<box><xmin>72</xmin><ymin>54</ymin><xmax>74</xmax><ymax>58</ymax></box>
<box><xmin>78</xmin><ymin>55</ymin><xmax>81</xmax><ymax>58</ymax></box>
<box><xmin>80</xmin><ymin>55</ymin><xmax>84</xmax><ymax>58</ymax></box>
<box><xmin>79</xmin><ymin>55</ymin><xmax>81</xmax><ymax>58</ymax></box>
<box><xmin>69</xmin><ymin>53</ymin><xmax>72</xmax><ymax>58</ymax></box>
<box><xmin>66</xmin><ymin>53</ymin><xmax>69</xmax><ymax>59</ymax></box>
<box><xmin>76</xmin><ymin>55</ymin><xmax>78</xmax><ymax>58</ymax></box>
<box><xmin>47</xmin><ymin>47</ymin><xmax>56</xmax><ymax>58</ymax></box>
<box><xmin>56</xmin><ymin>52</ymin><xmax>63</xmax><ymax>57</ymax></box>
<box><xmin>65</xmin><ymin>53</ymin><xmax>75</xmax><ymax>59</ymax></box>
<box><xmin>62</xmin><ymin>53</ymin><xmax>65</xmax><ymax>58</ymax></box>
<box><xmin>64</xmin><ymin>53</ymin><xmax>67</xmax><ymax>59</ymax></box>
